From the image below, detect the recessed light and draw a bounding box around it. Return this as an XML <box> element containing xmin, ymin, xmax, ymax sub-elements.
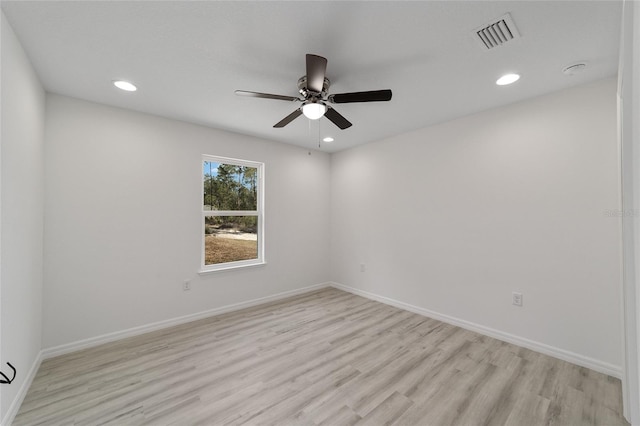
<box><xmin>496</xmin><ymin>73</ymin><xmax>520</xmax><ymax>86</ymax></box>
<box><xmin>323</xmin><ymin>137</ymin><xmax>334</xmax><ymax>143</ymax></box>
<box><xmin>113</xmin><ymin>80</ymin><xmax>137</xmax><ymax>92</ymax></box>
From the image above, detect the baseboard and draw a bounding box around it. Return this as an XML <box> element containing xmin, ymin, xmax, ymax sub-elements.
<box><xmin>36</xmin><ymin>280</ymin><xmax>621</xmax><ymax>382</ymax></box>
<box><xmin>1</xmin><ymin>350</ymin><xmax>43</xmax><ymax>426</ymax></box>
<box><xmin>329</xmin><ymin>282</ymin><xmax>622</xmax><ymax>379</ymax></box>
<box><xmin>42</xmin><ymin>282</ymin><xmax>331</xmax><ymax>359</ymax></box>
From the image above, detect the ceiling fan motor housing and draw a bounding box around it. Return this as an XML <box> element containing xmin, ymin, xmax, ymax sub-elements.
<box><xmin>298</xmin><ymin>76</ymin><xmax>331</xmax><ymax>98</ymax></box>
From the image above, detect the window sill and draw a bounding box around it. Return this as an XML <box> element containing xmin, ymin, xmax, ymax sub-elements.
<box><xmin>198</xmin><ymin>260</ymin><xmax>267</xmax><ymax>275</ymax></box>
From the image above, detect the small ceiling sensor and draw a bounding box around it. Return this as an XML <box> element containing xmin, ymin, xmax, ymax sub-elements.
<box><xmin>113</xmin><ymin>80</ymin><xmax>137</xmax><ymax>91</ymax></box>
<box><xmin>323</xmin><ymin>137</ymin><xmax>334</xmax><ymax>143</ymax></box>
<box><xmin>562</xmin><ymin>63</ymin><xmax>587</xmax><ymax>76</ymax></box>
<box><xmin>496</xmin><ymin>73</ymin><xmax>520</xmax><ymax>86</ymax></box>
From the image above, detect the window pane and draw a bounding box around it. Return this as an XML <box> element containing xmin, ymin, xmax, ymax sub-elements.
<box><xmin>204</xmin><ymin>216</ymin><xmax>258</xmax><ymax>265</ymax></box>
<box><xmin>203</xmin><ymin>161</ymin><xmax>258</xmax><ymax>211</ymax></box>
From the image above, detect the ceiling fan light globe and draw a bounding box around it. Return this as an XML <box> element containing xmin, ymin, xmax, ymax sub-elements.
<box><xmin>302</xmin><ymin>103</ymin><xmax>326</xmax><ymax>120</ymax></box>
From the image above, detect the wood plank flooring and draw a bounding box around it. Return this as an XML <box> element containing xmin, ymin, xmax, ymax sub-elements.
<box><xmin>13</xmin><ymin>288</ymin><xmax>628</xmax><ymax>426</ymax></box>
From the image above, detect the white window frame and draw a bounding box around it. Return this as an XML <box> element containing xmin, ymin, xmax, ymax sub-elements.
<box><xmin>200</xmin><ymin>155</ymin><xmax>265</xmax><ymax>273</ymax></box>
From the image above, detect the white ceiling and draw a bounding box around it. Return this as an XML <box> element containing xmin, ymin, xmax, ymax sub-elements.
<box><xmin>1</xmin><ymin>1</ymin><xmax>622</xmax><ymax>153</ymax></box>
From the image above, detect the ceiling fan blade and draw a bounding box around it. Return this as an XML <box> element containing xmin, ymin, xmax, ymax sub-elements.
<box><xmin>329</xmin><ymin>89</ymin><xmax>392</xmax><ymax>104</ymax></box>
<box><xmin>324</xmin><ymin>107</ymin><xmax>352</xmax><ymax>130</ymax></box>
<box><xmin>235</xmin><ymin>90</ymin><xmax>299</xmax><ymax>102</ymax></box>
<box><xmin>273</xmin><ymin>109</ymin><xmax>303</xmax><ymax>128</ymax></box>
<box><xmin>306</xmin><ymin>54</ymin><xmax>328</xmax><ymax>94</ymax></box>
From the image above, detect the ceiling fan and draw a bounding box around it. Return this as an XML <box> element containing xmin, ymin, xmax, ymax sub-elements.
<box><xmin>235</xmin><ymin>54</ymin><xmax>392</xmax><ymax>130</ymax></box>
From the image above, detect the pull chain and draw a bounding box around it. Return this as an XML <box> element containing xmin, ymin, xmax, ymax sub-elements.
<box><xmin>308</xmin><ymin>118</ymin><xmax>322</xmax><ymax>149</ymax></box>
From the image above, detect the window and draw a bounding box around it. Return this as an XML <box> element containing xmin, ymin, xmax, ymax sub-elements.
<box><xmin>201</xmin><ymin>155</ymin><xmax>264</xmax><ymax>272</ymax></box>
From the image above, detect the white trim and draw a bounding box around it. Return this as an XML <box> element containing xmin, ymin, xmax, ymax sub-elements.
<box><xmin>42</xmin><ymin>282</ymin><xmax>330</xmax><ymax>359</ymax></box>
<box><xmin>1</xmin><ymin>351</ymin><xmax>43</xmax><ymax>426</ymax></box>
<box><xmin>202</xmin><ymin>154</ymin><xmax>262</xmax><ymax>169</ymax></box>
<box><xmin>39</xmin><ymin>281</ymin><xmax>622</xmax><ymax>378</ymax></box>
<box><xmin>618</xmin><ymin>1</ymin><xmax>640</xmax><ymax>422</ymax></box>
<box><xmin>330</xmin><ymin>282</ymin><xmax>623</xmax><ymax>379</ymax></box>
<box><xmin>198</xmin><ymin>260</ymin><xmax>267</xmax><ymax>275</ymax></box>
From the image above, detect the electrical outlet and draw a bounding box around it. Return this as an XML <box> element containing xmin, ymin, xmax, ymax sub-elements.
<box><xmin>183</xmin><ymin>280</ymin><xmax>191</xmax><ymax>291</ymax></box>
<box><xmin>512</xmin><ymin>292</ymin><xmax>523</xmax><ymax>307</ymax></box>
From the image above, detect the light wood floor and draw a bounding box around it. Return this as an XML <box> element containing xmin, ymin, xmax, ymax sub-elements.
<box><xmin>14</xmin><ymin>288</ymin><xmax>627</xmax><ymax>426</ymax></box>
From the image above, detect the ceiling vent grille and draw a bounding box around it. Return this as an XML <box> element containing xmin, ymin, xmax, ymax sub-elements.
<box><xmin>473</xmin><ymin>13</ymin><xmax>520</xmax><ymax>50</ymax></box>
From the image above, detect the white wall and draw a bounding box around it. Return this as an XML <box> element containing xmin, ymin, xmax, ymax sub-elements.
<box><xmin>43</xmin><ymin>94</ymin><xmax>331</xmax><ymax>348</ymax></box>
<box><xmin>0</xmin><ymin>12</ymin><xmax>45</xmax><ymax>423</ymax></box>
<box><xmin>331</xmin><ymin>78</ymin><xmax>623</xmax><ymax>371</ymax></box>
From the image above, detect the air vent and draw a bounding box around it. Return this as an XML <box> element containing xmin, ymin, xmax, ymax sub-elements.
<box><xmin>562</xmin><ymin>63</ymin><xmax>588</xmax><ymax>76</ymax></box>
<box><xmin>473</xmin><ymin>13</ymin><xmax>521</xmax><ymax>50</ymax></box>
